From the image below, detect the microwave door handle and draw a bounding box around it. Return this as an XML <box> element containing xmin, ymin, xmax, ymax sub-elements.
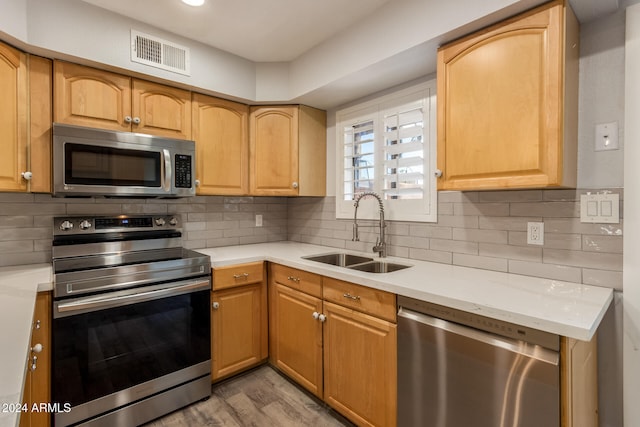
<box><xmin>162</xmin><ymin>149</ymin><xmax>172</xmax><ymax>191</ymax></box>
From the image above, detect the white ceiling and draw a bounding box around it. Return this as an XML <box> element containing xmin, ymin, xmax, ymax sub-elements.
<box><xmin>81</xmin><ymin>0</ymin><xmax>392</xmax><ymax>62</ymax></box>
<box><xmin>80</xmin><ymin>0</ymin><xmax>621</xmax><ymax>65</ymax></box>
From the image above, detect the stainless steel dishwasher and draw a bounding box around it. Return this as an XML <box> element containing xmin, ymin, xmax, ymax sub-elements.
<box><xmin>397</xmin><ymin>296</ymin><xmax>560</xmax><ymax>427</ymax></box>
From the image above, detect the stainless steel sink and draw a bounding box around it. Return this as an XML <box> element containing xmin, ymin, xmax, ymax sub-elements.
<box><xmin>302</xmin><ymin>252</ymin><xmax>373</xmax><ymax>267</ymax></box>
<box><xmin>303</xmin><ymin>252</ymin><xmax>411</xmax><ymax>273</ymax></box>
<box><xmin>347</xmin><ymin>261</ymin><xmax>411</xmax><ymax>273</ymax></box>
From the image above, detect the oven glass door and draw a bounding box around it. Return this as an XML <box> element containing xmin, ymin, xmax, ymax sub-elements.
<box><xmin>64</xmin><ymin>142</ymin><xmax>162</xmax><ymax>187</ymax></box>
<box><xmin>52</xmin><ymin>289</ymin><xmax>210</xmax><ymax>408</ymax></box>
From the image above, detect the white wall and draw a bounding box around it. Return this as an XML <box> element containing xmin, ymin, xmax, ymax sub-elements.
<box><xmin>20</xmin><ymin>0</ymin><xmax>258</xmax><ymax>101</ymax></box>
<box><xmin>0</xmin><ymin>0</ymin><xmax>27</xmax><ymax>41</ymax></box>
<box><xmin>578</xmin><ymin>9</ymin><xmax>626</xmax><ymax>188</ymax></box>
<box><xmin>624</xmin><ymin>4</ymin><xmax>640</xmax><ymax>425</ymax></box>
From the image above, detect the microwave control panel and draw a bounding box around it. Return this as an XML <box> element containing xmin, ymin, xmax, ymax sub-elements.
<box><xmin>174</xmin><ymin>154</ymin><xmax>193</xmax><ymax>188</ymax></box>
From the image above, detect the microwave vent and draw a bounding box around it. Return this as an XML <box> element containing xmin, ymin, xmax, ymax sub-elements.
<box><xmin>131</xmin><ymin>30</ymin><xmax>190</xmax><ymax>76</ymax></box>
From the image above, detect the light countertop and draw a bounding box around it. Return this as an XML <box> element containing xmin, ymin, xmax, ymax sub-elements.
<box><xmin>0</xmin><ymin>264</ymin><xmax>52</xmax><ymax>427</ymax></box>
<box><xmin>0</xmin><ymin>241</ymin><xmax>614</xmax><ymax>427</ymax></box>
<box><xmin>197</xmin><ymin>241</ymin><xmax>613</xmax><ymax>341</ymax></box>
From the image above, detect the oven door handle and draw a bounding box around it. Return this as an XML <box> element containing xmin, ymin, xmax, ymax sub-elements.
<box><xmin>54</xmin><ymin>278</ymin><xmax>210</xmax><ymax>318</ymax></box>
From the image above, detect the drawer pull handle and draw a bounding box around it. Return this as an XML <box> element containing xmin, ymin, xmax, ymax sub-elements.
<box><xmin>343</xmin><ymin>293</ymin><xmax>360</xmax><ymax>301</ymax></box>
<box><xmin>233</xmin><ymin>273</ymin><xmax>250</xmax><ymax>279</ymax></box>
<box><xmin>287</xmin><ymin>276</ymin><xmax>301</xmax><ymax>283</ymax></box>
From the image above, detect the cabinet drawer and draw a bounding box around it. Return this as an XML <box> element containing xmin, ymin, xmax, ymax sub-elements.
<box><xmin>323</xmin><ymin>277</ymin><xmax>396</xmax><ymax>323</ymax></box>
<box><xmin>213</xmin><ymin>262</ymin><xmax>264</xmax><ymax>290</ymax></box>
<box><xmin>269</xmin><ymin>263</ymin><xmax>322</xmax><ymax>298</ymax></box>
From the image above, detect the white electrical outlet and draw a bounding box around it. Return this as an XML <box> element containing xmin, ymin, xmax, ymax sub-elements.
<box><xmin>527</xmin><ymin>222</ymin><xmax>544</xmax><ymax>245</ymax></box>
<box><xmin>255</xmin><ymin>214</ymin><xmax>263</xmax><ymax>227</ymax></box>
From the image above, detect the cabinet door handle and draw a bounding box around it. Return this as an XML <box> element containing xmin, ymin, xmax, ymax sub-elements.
<box><xmin>31</xmin><ymin>343</ymin><xmax>43</xmax><ymax>353</ymax></box>
<box><xmin>343</xmin><ymin>293</ymin><xmax>360</xmax><ymax>301</ymax></box>
<box><xmin>124</xmin><ymin>116</ymin><xmax>133</xmax><ymax>123</ymax></box>
<box><xmin>21</xmin><ymin>171</ymin><xmax>33</xmax><ymax>181</ymax></box>
<box><xmin>233</xmin><ymin>273</ymin><xmax>250</xmax><ymax>279</ymax></box>
<box><xmin>287</xmin><ymin>276</ymin><xmax>300</xmax><ymax>283</ymax></box>
<box><xmin>434</xmin><ymin>169</ymin><xmax>443</xmax><ymax>178</ymax></box>
<box><xmin>133</xmin><ymin>117</ymin><xmax>141</xmax><ymax>124</ymax></box>
<box><xmin>34</xmin><ymin>320</ymin><xmax>41</xmax><ymax>330</ymax></box>
<box><xmin>292</xmin><ymin>182</ymin><xmax>299</xmax><ymax>189</ymax></box>
<box><xmin>212</xmin><ymin>301</ymin><xmax>219</xmax><ymax>310</ymax></box>
<box><xmin>312</xmin><ymin>311</ymin><xmax>320</xmax><ymax>320</ymax></box>
<box><xmin>318</xmin><ymin>314</ymin><xmax>326</xmax><ymax>323</ymax></box>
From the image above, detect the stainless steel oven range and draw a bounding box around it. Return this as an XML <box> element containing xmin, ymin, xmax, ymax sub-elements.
<box><xmin>51</xmin><ymin>215</ymin><xmax>211</xmax><ymax>427</ymax></box>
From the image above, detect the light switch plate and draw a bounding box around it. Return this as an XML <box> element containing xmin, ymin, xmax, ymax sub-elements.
<box><xmin>595</xmin><ymin>122</ymin><xmax>619</xmax><ymax>151</ymax></box>
<box><xmin>580</xmin><ymin>193</ymin><xmax>620</xmax><ymax>223</ymax></box>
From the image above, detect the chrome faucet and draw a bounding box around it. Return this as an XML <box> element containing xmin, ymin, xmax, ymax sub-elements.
<box><xmin>352</xmin><ymin>191</ymin><xmax>387</xmax><ymax>258</ymax></box>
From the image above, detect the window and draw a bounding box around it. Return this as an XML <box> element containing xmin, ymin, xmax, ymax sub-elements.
<box><xmin>336</xmin><ymin>81</ymin><xmax>437</xmax><ymax>222</ymax></box>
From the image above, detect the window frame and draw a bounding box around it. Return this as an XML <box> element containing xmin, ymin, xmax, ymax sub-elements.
<box><xmin>335</xmin><ymin>80</ymin><xmax>437</xmax><ymax>222</ymax></box>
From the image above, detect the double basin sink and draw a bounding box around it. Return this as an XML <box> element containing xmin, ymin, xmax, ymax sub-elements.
<box><xmin>302</xmin><ymin>252</ymin><xmax>411</xmax><ymax>273</ymax></box>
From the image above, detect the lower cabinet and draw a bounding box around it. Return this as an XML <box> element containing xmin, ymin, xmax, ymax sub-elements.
<box><xmin>323</xmin><ymin>301</ymin><xmax>397</xmax><ymax>427</ymax></box>
<box><xmin>561</xmin><ymin>335</ymin><xmax>599</xmax><ymax>427</ymax></box>
<box><xmin>211</xmin><ymin>262</ymin><xmax>268</xmax><ymax>381</ymax></box>
<box><xmin>207</xmin><ymin>260</ymin><xmax>596</xmax><ymax>427</ymax></box>
<box><xmin>269</xmin><ymin>264</ymin><xmax>397</xmax><ymax>427</ymax></box>
<box><xmin>269</xmin><ymin>267</ymin><xmax>324</xmax><ymax>398</ymax></box>
<box><xmin>20</xmin><ymin>291</ymin><xmax>51</xmax><ymax>427</ymax></box>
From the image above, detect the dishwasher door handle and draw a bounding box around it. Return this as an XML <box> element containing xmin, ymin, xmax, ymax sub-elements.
<box><xmin>397</xmin><ymin>307</ymin><xmax>559</xmax><ymax>366</ymax></box>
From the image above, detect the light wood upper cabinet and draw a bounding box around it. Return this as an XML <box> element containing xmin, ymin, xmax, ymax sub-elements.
<box><xmin>436</xmin><ymin>0</ymin><xmax>578</xmax><ymax>190</ymax></box>
<box><xmin>211</xmin><ymin>262</ymin><xmax>267</xmax><ymax>382</ymax></box>
<box><xmin>192</xmin><ymin>94</ymin><xmax>249</xmax><ymax>195</ymax></box>
<box><xmin>132</xmin><ymin>79</ymin><xmax>191</xmax><ymax>139</ymax></box>
<box><xmin>20</xmin><ymin>292</ymin><xmax>51</xmax><ymax>427</ymax></box>
<box><xmin>0</xmin><ymin>42</ymin><xmax>28</xmax><ymax>192</ymax></box>
<box><xmin>0</xmin><ymin>42</ymin><xmax>52</xmax><ymax>193</ymax></box>
<box><xmin>54</xmin><ymin>61</ymin><xmax>191</xmax><ymax>139</ymax></box>
<box><xmin>28</xmin><ymin>56</ymin><xmax>53</xmax><ymax>193</ymax></box>
<box><xmin>54</xmin><ymin>61</ymin><xmax>130</xmax><ymax>132</ymax></box>
<box><xmin>249</xmin><ymin>105</ymin><xmax>326</xmax><ymax>196</ymax></box>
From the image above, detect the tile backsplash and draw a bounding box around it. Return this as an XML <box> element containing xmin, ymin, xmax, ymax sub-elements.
<box><xmin>287</xmin><ymin>190</ymin><xmax>623</xmax><ymax>290</ymax></box>
<box><xmin>0</xmin><ymin>193</ymin><xmax>287</xmax><ymax>266</ymax></box>
<box><xmin>0</xmin><ymin>189</ymin><xmax>623</xmax><ymax>290</ymax></box>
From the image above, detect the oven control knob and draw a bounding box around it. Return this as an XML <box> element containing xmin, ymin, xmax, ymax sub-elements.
<box><xmin>169</xmin><ymin>217</ymin><xmax>178</xmax><ymax>226</ymax></box>
<box><xmin>60</xmin><ymin>220</ymin><xmax>74</xmax><ymax>231</ymax></box>
<box><xmin>79</xmin><ymin>220</ymin><xmax>92</xmax><ymax>230</ymax></box>
<box><xmin>155</xmin><ymin>217</ymin><xmax>166</xmax><ymax>227</ymax></box>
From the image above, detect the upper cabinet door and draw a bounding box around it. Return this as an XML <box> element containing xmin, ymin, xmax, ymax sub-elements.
<box><xmin>54</xmin><ymin>61</ymin><xmax>131</xmax><ymax>131</ymax></box>
<box><xmin>192</xmin><ymin>94</ymin><xmax>248</xmax><ymax>195</ymax></box>
<box><xmin>437</xmin><ymin>0</ymin><xmax>578</xmax><ymax>190</ymax></box>
<box><xmin>0</xmin><ymin>42</ymin><xmax>28</xmax><ymax>192</ymax></box>
<box><xmin>250</xmin><ymin>106</ymin><xmax>299</xmax><ymax>196</ymax></box>
<box><xmin>132</xmin><ymin>79</ymin><xmax>191</xmax><ymax>139</ymax></box>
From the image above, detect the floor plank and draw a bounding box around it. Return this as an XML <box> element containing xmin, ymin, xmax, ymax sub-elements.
<box><xmin>144</xmin><ymin>365</ymin><xmax>352</xmax><ymax>427</ymax></box>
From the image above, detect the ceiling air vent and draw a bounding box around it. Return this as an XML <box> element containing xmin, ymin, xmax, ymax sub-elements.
<box><xmin>131</xmin><ymin>30</ymin><xmax>190</xmax><ymax>76</ymax></box>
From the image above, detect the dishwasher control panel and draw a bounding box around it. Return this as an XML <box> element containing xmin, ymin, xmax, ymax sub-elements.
<box><xmin>397</xmin><ymin>296</ymin><xmax>559</xmax><ymax>351</ymax></box>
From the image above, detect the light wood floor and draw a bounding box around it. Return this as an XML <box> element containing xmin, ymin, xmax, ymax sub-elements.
<box><xmin>144</xmin><ymin>365</ymin><xmax>353</xmax><ymax>427</ymax></box>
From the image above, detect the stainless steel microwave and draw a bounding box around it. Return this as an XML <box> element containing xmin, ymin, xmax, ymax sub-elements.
<box><xmin>52</xmin><ymin>123</ymin><xmax>196</xmax><ymax>198</ymax></box>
